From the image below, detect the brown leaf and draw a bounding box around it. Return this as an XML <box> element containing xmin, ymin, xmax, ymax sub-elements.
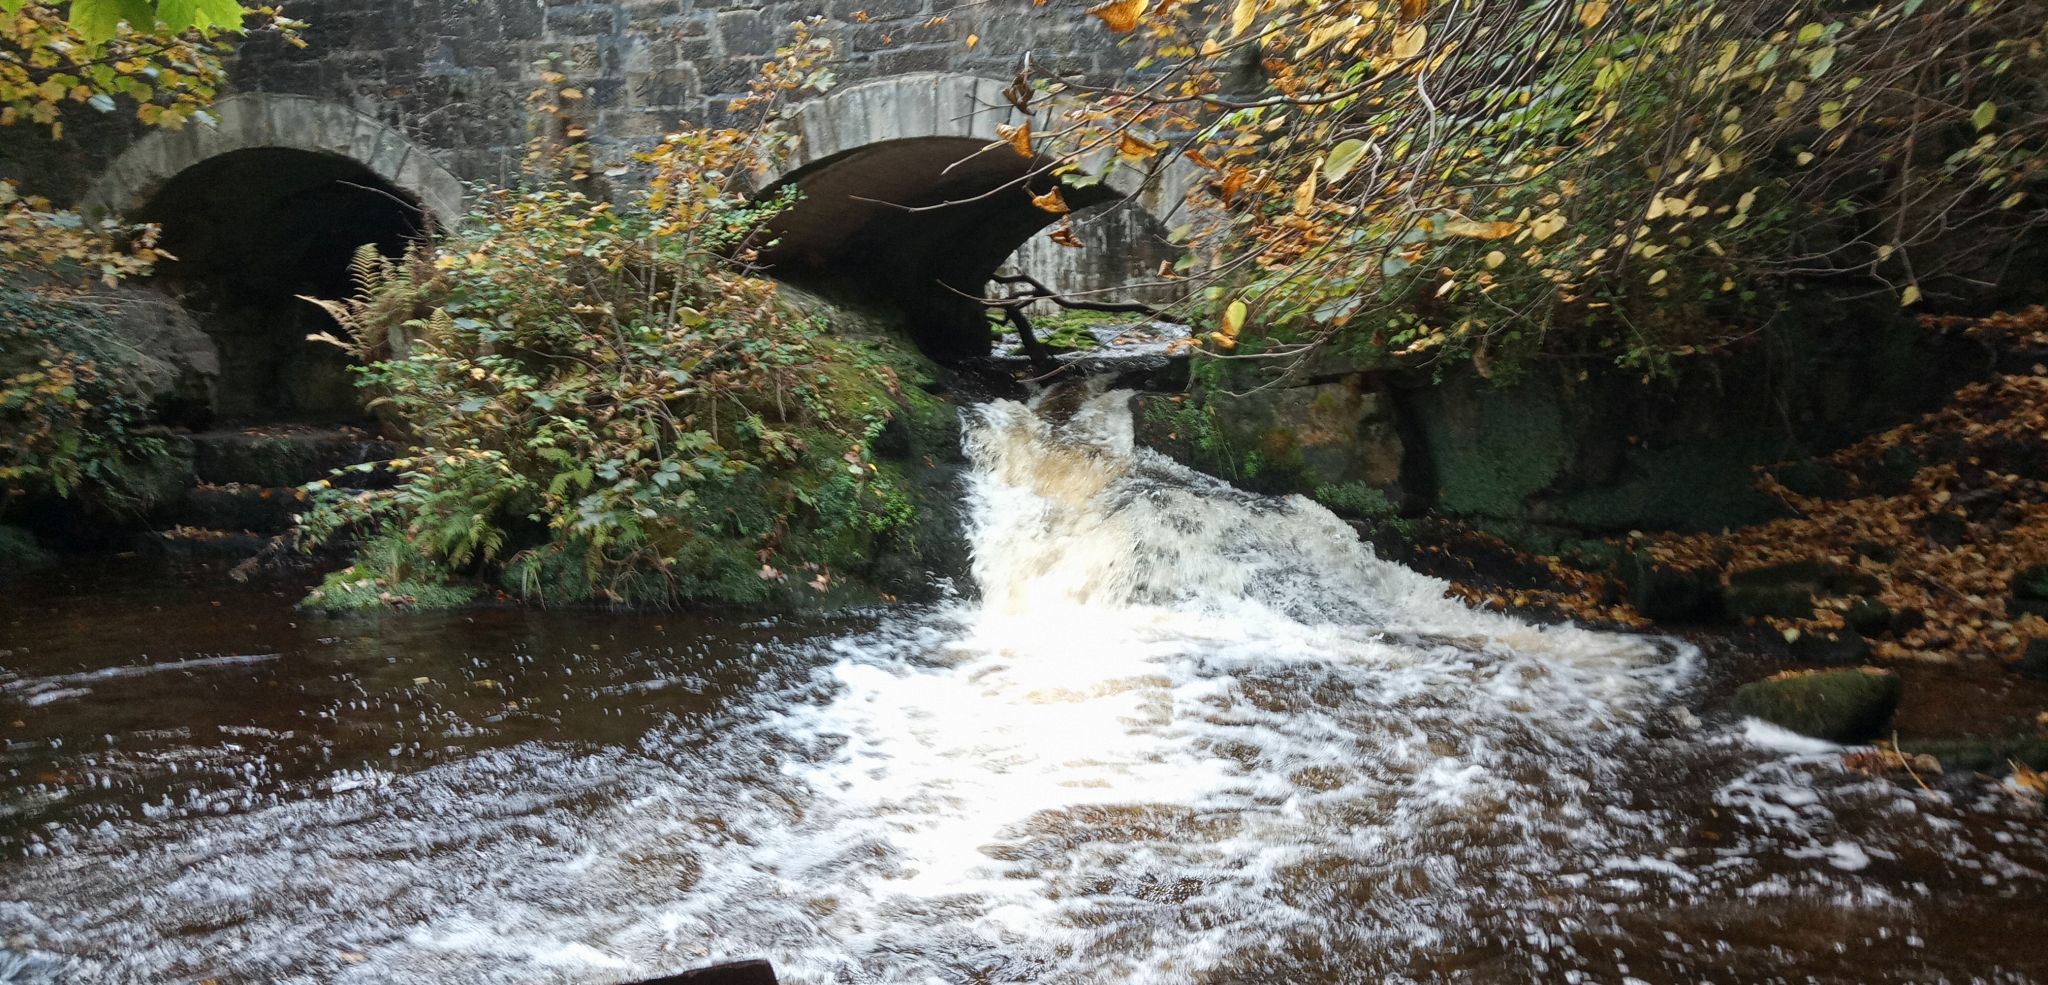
<box><xmin>1118</xmin><ymin>131</ymin><xmax>1163</xmax><ymax>160</ymax></box>
<box><xmin>997</xmin><ymin>121</ymin><xmax>1034</xmax><ymax>158</ymax></box>
<box><xmin>1048</xmin><ymin>221</ymin><xmax>1083</xmax><ymax>247</ymax></box>
<box><xmin>1031</xmin><ymin>187</ymin><xmax>1071</xmax><ymax>214</ymax></box>
<box><xmin>1087</xmin><ymin>0</ymin><xmax>1147</xmax><ymax>33</ymax></box>
<box><xmin>1399</xmin><ymin>0</ymin><xmax>1427</xmax><ymax>22</ymax></box>
<box><xmin>1219</xmin><ymin>167</ymin><xmax>1249</xmax><ymax>203</ymax></box>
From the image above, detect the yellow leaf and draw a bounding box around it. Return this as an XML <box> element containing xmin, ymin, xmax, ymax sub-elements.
<box><xmin>1087</xmin><ymin>0</ymin><xmax>1146</xmax><ymax>32</ymax></box>
<box><xmin>1578</xmin><ymin>0</ymin><xmax>1608</xmax><ymax>28</ymax></box>
<box><xmin>1648</xmin><ymin>268</ymin><xmax>1668</xmax><ymax>285</ymax></box>
<box><xmin>559</xmin><ymin>88</ymin><xmax>584</xmax><ymax>100</ymax></box>
<box><xmin>1484</xmin><ymin>250</ymin><xmax>1506</xmax><ymax>269</ymax></box>
<box><xmin>1230</xmin><ymin>0</ymin><xmax>1257</xmax><ymax>38</ymax></box>
<box><xmin>965</xmin><ymin>33</ymin><xmax>979</xmax><ymax>48</ymax></box>
<box><xmin>1293</xmin><ymin>169</ymin><xmax>1317</xmax><ymax>214</ymax></box>
<box><xmin>1900</xmin><ymin>284</ymin><xmax>1921</xmax><ymax>306</ymax></box>
<box><xmin>1031</xmin><ymin>187</ymin><xmax>1071</xmax><ymax>214</ymax></box>
<box><xmin>1222</xmin><ymin>299</ymin><xmax>1247</xmax><ymax>337</ymax></box>
<box><xmin>1118</xmin><ymin>131</ymin><xmax>1163</xmax><ymax>160</ymax></box>
<box><xmin>1391</xmin><ymin>24</ymin><xmax>1426</xmax><ymax>59</ymax></box>
<box><xmin>1529</xmin><ymin>211</ymin><xmax>1566</xmax><ymax>241</ymax></box>
<box><xmin>996</xmin><ymin>121</ymin><xmax>1033</xmax><ymax>157</ymax></box>
<box><xmin>1440</xmin><ymin>219</ymin><xmax>1521</xmax><ymax>240</ymax></box>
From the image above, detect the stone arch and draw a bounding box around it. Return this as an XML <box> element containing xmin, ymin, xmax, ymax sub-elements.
<box><xmin>81</xmin><ymin>94</ymin><xmax>465</xmax><ymax>423</ymax></box>
<box><xmin>744</xmin><ymin>72</ymin><xmax>1201</xmax><ymax>362</ymax></box>
<box><xmin>83</xmin><ymin>92</ymin><xmax>463</xmax><ymax>225</ymax></box>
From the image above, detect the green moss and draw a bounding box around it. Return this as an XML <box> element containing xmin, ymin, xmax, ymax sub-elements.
<box><xmin>1543</xmin><ymin>441</ymin><xmax>1791</xmax><ymax>533</ymax></box>
<box><xmin>1313</xmin><ymin>481</ymin><xmax>1397</xmax><ymax>519</ymax></box>
<box><xmin>1730</xmin><ymin>668</ymin><xmax>1902</xmax><ymax>743</ymax></box>
<box><xmin>1412</xmin><ymin>378</ymin><xmax>1573</xmax><ymax>519</ymax></box>
<box><xmin>0</xmin><ymin>524</ymin><xmax>48</xmax><ymax>574</ymax></box>
<box><xmin>305</xmin><ymin>566</ymin><xmax>481</xmax><ymax>613</ymax></box>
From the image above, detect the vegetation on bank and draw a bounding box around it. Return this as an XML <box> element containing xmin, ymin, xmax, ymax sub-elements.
<box><xmin>1</xmin><ymin>0</ymin><xmax>294</xmax><ymax>529</ymax></box>
<box><xmin>297</xmin><ymin>34</ymin><xmax>962</xmax><ymax>611</ymax></box>
<box><xmin>1406</xmin><ymin>308</ymin><xmax>2048</xmax><ymax>671</ymax></box>
<box><xmin>1054</xmin><ymin>0</ymin><xmax>2044</xmax><ymax>381</ymax></box>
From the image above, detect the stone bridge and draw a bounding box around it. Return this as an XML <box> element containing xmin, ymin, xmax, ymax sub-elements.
<box><xmin>24</xmin><ymin>0</ymin><xmax>1195</xmax><ymax>381</ymax></box>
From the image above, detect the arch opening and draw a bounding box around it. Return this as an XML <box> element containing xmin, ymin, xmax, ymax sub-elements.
<box><xmin>135</xmin><ymin>147</ymin><xmax>429</xmax><ymax>424</ymax></box>
<box><xmin>741</xmin><ymin>74</ymin><xmax>1194</xmax><ymax>365</ymax></box>
<box><xmin>751</xmin><ymin>136</ymin><xmax>1153</xmax><ymax>362</ymax></box>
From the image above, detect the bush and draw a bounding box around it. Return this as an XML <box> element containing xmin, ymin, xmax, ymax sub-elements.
<box><xmin>297</xmin><ymin>187</ymin><xmax>957</xmax><ymax>609</ymax></box>
<box><xmin>0</xmin><ymin>286</ymin><xmax>174</xmax><ymax>519</ymax></box>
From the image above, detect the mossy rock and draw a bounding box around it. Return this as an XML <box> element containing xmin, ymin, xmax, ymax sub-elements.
<box><xmin>305</xmin><ymin>565</ymin><xmax>481</xmax><ymax>613</ymax></box>
<box><xmin>1725</xmin><ymin>561</ymin><xmax>1883</xmax><ymax>620</ymax></box>
<box><xmin>0</xmin><ymin>524</ymin><xmax>49</xmax><ymax>575</ymax></box>
<box><xmin>1621</xmin><ymin>552</ymin><xmax>1725</xmax><ymax>623</ymax></box>
<box><xmin>1730</xmin><ymin>667</ymin><xmax>1902</xmax><ymax>743</ymax></box>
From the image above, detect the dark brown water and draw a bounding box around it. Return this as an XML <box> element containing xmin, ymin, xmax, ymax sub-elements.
<box><xmin>3</xmin><ymin>394</ymin><xmax>2046</xmax><ymax>985</ymax></box>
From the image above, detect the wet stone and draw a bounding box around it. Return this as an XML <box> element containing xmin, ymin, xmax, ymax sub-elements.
<box><xmin>1730</xmin><ymin>667</ymin><xmax>1903</xmax><ymax>743</ymax></box>
<box><xmin>1725</xmin><ymin>560</ymin><xmax>1882</xmax><ymax>621</ymax></box>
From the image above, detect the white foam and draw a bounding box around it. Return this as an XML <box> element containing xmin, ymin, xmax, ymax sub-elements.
<box><xmin>2</xmin><ymin>389</ymin><xmax>2041</xmax><ymax>983</ymax></box>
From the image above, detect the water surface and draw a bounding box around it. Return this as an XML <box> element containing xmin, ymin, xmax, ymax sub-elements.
<box><xmin>3</xmin><ymin>392</ymin><xmax>2045</xmax><ymax>984</ymax></box>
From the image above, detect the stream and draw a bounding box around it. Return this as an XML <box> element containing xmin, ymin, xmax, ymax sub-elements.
<box><xmin>2</xmin><ymin>390</ymin><xmax>2045</xmax><ymax>984</ymax></box>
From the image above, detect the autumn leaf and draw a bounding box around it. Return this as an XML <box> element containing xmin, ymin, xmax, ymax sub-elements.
<box><xmin>1048</xmin><ymin>222</ymin><xmax>1083</xmax><ymax>247</ymax></box>
<box><xmin>1118</xmin><ymin>131</ymin><xmax>1163</xmax><ymax>160</ymax></box>
<box><xmin>1219</xmin><ymin>167</ymin><xmax>1249</xmax><ymax>203</ymax></box>
<box><xmin>1031</xmin><ymin>187</ymin><xmax>1071</xmax><ymax>214</ymax></box>
<box><xmin>996</xmin><ymin>121</ymin><xmax>1033</xmax><ymax>157</ymax></box>
<box><xmin>1391</xmin><ymin>24</ymin><xmax>1427</xmax><ymax>59</ymax></box>
<box><xmin>1088</xmin><ymin>0</ymin><xmax>1146</xmax><ymax>33</ymax></box>
<box><xmin>1439</xmin><ymin>218</ymin><xmax>1520</xmax><ymax>240</ymax></box>
<box><xmin>1577</xmin><ymin>0</ymin><xmax>1608</xmax><ymax>28</ymax></box>
<box><xmin>1293</xmin><ymin>169</ymin><xmax>1317</xmax><ymax>214</ymax></box>
<box><xmin>1900</xmin><ymin>283</ymin><xmax>1921</xmax><ymax>306</ymax></box>
<box><xmin>1528</xmin><ymin>211</ymin><xmax>1566</xmax><ymax>241</ymax></box>
<box><xmin>1230</xmin><ymin>0</ymin><xmax>1256</xmax><ymax>38</ymax></box>
<box><xmin>1221</xmin><ymin>298</ymin><xmax>1247</xmax><ymax>337</ymax></box>
<box><xmin>1399</xmin><ymin>0</ymin><xmax>1427</xmax><ymax>22</ymax></box>
<box><xmin>965</xmin><ymin>33</ymin><xmax>979</xmax><ymax>49</ymax></box>
<box><xmin>1324</xmin><ymin>138</ymin><xmax>1368</xmax><ymax>182</ymax></box>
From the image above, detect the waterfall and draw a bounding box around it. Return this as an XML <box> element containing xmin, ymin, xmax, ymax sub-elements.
<box><xmin>8</xmin><ymin>384</ymin><xmax>2031</xmax><ymax>985</ymax></box>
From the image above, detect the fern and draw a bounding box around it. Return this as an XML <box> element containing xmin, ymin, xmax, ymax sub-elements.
<box><xmin>299</xmin><ymin>243</ymin><xmax>430</xmax><ymax>360</ymax></box>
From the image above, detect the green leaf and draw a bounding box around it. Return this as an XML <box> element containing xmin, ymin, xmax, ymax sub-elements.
<box><xmin>1972</xmin><ymin>101</ymin><xmax>1996</xmax><ymax>131</ymax></box>
<box><xmin>1807</xmin><ymin>46</ymin><xmax>1834</xmax><ymax>78</ymax></box>
<box><xmin>1796</xmin><ymin>23</ymin><xmax>1824</xmax><ymax>43</ymax></box>
<box><xmin>1324</xmin><ymin>138</ymin><xmax>1369</xmax><ymax>183</ymax></box>
<box><xmin>157</xmin><ymin>0</ymin><xmax>245</xmax><ymax>32</ymax></box>
<box><xmin>69</xmin><ymin>0</ymin><xmax>157</xmax><ymax>41</ymax></box>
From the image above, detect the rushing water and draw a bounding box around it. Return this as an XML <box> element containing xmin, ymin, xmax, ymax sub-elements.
<box><xmin>3</xmin><ymin>390</ymin><xmax>2046</xmax><ymax>985</ymax></box>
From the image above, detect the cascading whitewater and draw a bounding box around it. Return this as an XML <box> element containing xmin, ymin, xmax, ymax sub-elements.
<box><xmin>4</xmin><ymin>386</ymin><xmax>2043</xmax><ymax>985</ymax></box>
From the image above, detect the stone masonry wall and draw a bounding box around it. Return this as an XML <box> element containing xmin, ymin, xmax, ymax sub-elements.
<box><xmin>225</xmin><ymin>0</ymin><xmax>1144</xmax><ymax>187</ymax></box>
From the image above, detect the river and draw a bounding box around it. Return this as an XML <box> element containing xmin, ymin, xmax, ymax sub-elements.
<box><xmin>3</xmin><ymin>390</ymin><xmax>2044</xmax><ymax>984</ymax></box>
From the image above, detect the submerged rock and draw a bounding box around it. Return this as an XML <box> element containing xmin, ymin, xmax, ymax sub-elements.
<box><xmin>1731</xmin><ymin>667</ymin><xmax>1902</xmax><ymax>743</ymax></box>
<box><xmin>1724</xmin><ymin>561</ymin><xmax>1883</xmax><ymax>620</ymax></box>
<box><xmin>1621</xmin><ymin>553</ymin><xmax>1725</xmax><ymax>622</ymax></box>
